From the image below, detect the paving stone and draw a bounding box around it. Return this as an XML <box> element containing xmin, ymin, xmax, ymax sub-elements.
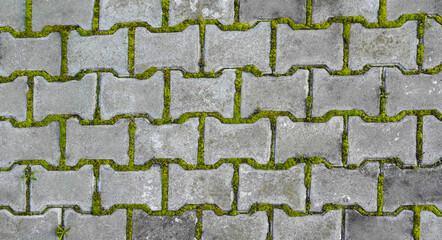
<box><xmin>170</xmin><ymin>0</ymin><xmax>234</xmax><ymax>26</ymax></box>
<box><xmin>205</xmin><ymin>22</ymin><xmax>271</xmax><ymax>73</ymax></box>
<box><xmin>310</xmin><ymin>162</ymin><xmax>379</xmax><ymax>211</ymax></box>
<box><xmin>241</xmin><ymin>70</ymin><xmax>309</xmax><ymax>118</ymax></box>
<box><xmin>312</xmin><ymin>0</ymin><xmax>379</xmax><ymax>23</ymax></box>
<box><xmin>132</xmin><ymin>209</ymin><xmax>197</xmax><ymax>240</ymax></box>
<box><xmin>0</xmin><ymin>0</ymin><xmax>26</xmax><ymax>31</ymax></box>
<box><xmin>420</xmin><ymin>211</ymin><xmax>442</xmax><ymax>240</ymax></box>
<box><xmin>67</xmin><ymin>28</ymin><xmax>128</xmax><ymax>76</ymax></box>
<box><xmin>0</xmin><ymin>165</ymin><xmax>26</xmax><ymax>212</ymax></box>
<box><xmin>0</xmin><ymin>121</ymin><xmax>60</xmax><ymax>168</ymax></box>
<box><xmin>239</xmin><ymin>0</ymin><xmax>306</xmax><ymax>25</ymax></box>
<box><xmin>386</xmin><ymin>0</ymin><xmax>441</xmax><ymax>21</ymax></box>
<box><xmin>135</xmin><ymin>26</ymin><xmax>200</xmax><ymax>73</ymax></box>
<box><xmin>170</xmin><ymin>70</ymin><xmax>235</xmax><ymax>119</ymax></box>
<box><xmin>168</xmin><ymin>163</ymin><xmax>234</xmax><ymax>211</ymax></box>
<box><xmin>273</xmin><ymin>209</ymin><xmax>342</xmax><ymax>240</ymax></box>
<box><xmin>204</xmin><ymin>117</ymin><xmax>272</xmax><ymax>164</ymax></box>
<box><xmin>34</xmin><ymin>74</ymin><xmax>97</xmax><ymax>121</ymax></box>
<box><xmin>345</xmin><ymin>210</ymin><xmax>414</xmax><ymax>240</ymax></box>
<box><xmin>202</xmin><ymin>211</ymin><xmax>268</xmax><ymax>240</ymax></box>
<box><xmin>100</xmin><ymin>0</ymin><xmax>162</xmax><ymax>30</ymax></box>
<box><xmin>65</xmin><ymin>118</ymin><xmax>129</xmax><ymax>166</ymax></box>
<box><xmin>275</xmin><ymin>116</ymin><xmax>343</xmax><ymax>165</ymax></box>
<box><xmin>99</xmin><ymin>165</ymin><xmax>162</xmax><ymax>210</ymax></box>
<box><xmin>0</xmin><ymin>32</ymin><xmax>61</xmax><ymax>76</ymax></box>
<box><xmin>312</xmin><ymin>68</ymin><xmax>381</xmax><ymax>117</ymax></box>
<box><xmin>383</xmin><ymin>164</ymin><xmax>442</xmax><ymax>212</ymax></box>
<box><xmin>64</xmin><ymin>209</ymin><xmax>126</xmax><ymax>240</ymax></box>
<box><xmin>348</xmin><ymin>116</ymin><xmax>417</xmax><ymax>165</ymax></box>
<box><xmin>349</xmin><ymin>21</ymin><xmax>418</xmax><ymax>70</ymax></box>
<box><xmin>0</xmin><ymin>76</ymin><xmax>28</xmax><ymax>122</ymax></box>
<box><xmin>238</xmin><ymin>164</ymin><xmax>306</xmax><ymax>211</ymax></box>
<box><xmin>32</xmin><ymin>0</ymin><xmax>94</xmax><ymax>31</ymax></box>
<box><xmin>276</xmin><ymin>23</ymin><xmax>343</xmax><ymax>73</ymax></box>
<box><xmin>134</xmin><ymin>118</ymin><xmax>199</xmax><ymax>165</ymax></box>
<box><xmin>422</xmin><ymin>115</ymin><xmax>442</xmax><ymax>165</ymax></box>
<box><xmin>0</xmin><ymin>209</ymin><xmax>61</xmax><ymax>240</ymax></box>
<box><xmin>100</xmin><ymin>72</ymin><xmax>164</xmax><ymax>120</ymax></box>
<box><xmin>423</xmin><ymin>19</ymin><xmax>442</xmax><ymax>69</ymax></box>
<box><xmin>30</xmin><ymin>165</ymin><xmax>94</xmax><ymax>211</ymax></box>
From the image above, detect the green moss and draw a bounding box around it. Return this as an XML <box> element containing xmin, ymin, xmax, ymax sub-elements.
<box><xmin>161</xmin><ymin>163</ymin><xmax>169</xmax><ymax>211</ymax></box>
<box><xmin>197</xmin><ymin>116</ymin><xmax>206</xmax><ymax>165</ymax></box>
<box><xmin>195</xmin><ymin>210</ymin><xmax>203</xmax><ymax>239</ymax></box>
<box><xmin>92</xmin><ymin>0</ymin><xmax>100</xmax><ymax>32</ymax></box>
<box><xmin>162</xmin><ymin>0</ymin><xmax>169</xmax><ymax>28</ymax></box>
<box><xmin>128</xmin><ymin>121</ymin><xmax>136</xmax><ymax>166</ymax></box>
<box><xmin>377</xmin><ymin>162</ymin><xmax>384</xmax><ymax>214</ymax></box>
<box><xmin>378</xmin><ymin>0</ymin><xmax>387</xmax><ymax>23</ymax></box>
<box><xmin>128</xmin><ymin>27</ymin><xmax>135</xmax><ymax>77</ymax></box>
<box><xmin>306</xmin><ymin>0</ymin><xmax>312</xmax><ymax>25</ymax></box>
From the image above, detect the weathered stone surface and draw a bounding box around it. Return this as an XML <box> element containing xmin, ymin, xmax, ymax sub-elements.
<box><xmin>30</xmin><ymin>165</ymin><xmax>94</xmax><ymax>211</ymax></box>
<box><xmin>99</xmin><ymin>165</ymin><xmax>162</xmax><ymax>210</ymax></box>
<box><xmin>0</xmin><ymin>209</ymin><xmax>61</xmax><ymax>240</ymax></box>
<box><xmin>310</xmin><ymin>162</ymin><xmax>379</xmax><ymax>211</ymax></box>
<box><xmin>132</xmin><ymin>210</ymin><xmax>197</xmax><ymax>240</ymax></box>
<box><xmin>275</xmin><ymin>116</ymin><xmax>343</xmax><ymax>165</ymax></box>
<box><xmin>0</xmin><ymin>0</ymin><xmax>25</xmax><ymax>31</ymax></box>
<box><xmin>238</xmin><ymin>164</ymin><xmax>306</xmax><ymax>211</ymax></box>
<box><xmin>420</xmin><ymin>211</ymin><xmax>442</xmax><ymax>240</ymax></box>
<box><xmin>345</xmin><ymin>210</ymin><xmax>414</xmax><ymax>240</ymax></box>
<box><xmin>0</xmin><ymin>165</ymin><xmax>26</xmax><ymax>212</ymax></box>
<box><xmin>170</xmin><ymin>0</ymin><xmax>234</xmax><ymax>26</ymax></box>
<box><xmin>0</xmin><ymin>32</ymin><xmax>61</xmax><ymax>76</ymax></box>
<box><xmin>386</xmin><ymin>0</ymin><xmax>441</xmax><ymax>21</ymax></box>
<box><xmin>312</xmin><ymin>0</ymin><xmax>379</xmax><ymax>23</ymax></box>
<box><xmin>0</xmin><ymin>121</ymin><xmax>60</xmax><ymax>168</ymax></box>
<box><xmin>383</xmin><ymin>164</ymin><xmax>442</xmax><ymax>211</ymax></box>
<box><xmin>422</xmin><ymin>115</ymin><xmax>442</xmax><ymax>165</ymax></box>
<box><xmin>239</xmin><ymin>0</ymin><xmax>306</xmax><ymax>24</ymax></box>
<box><xmin>241</xmin><ymin>70</ymin><xmax>309</xmax><ymax>118</ymax></box>
<box><xmin>67</xmin><ymin>28</ymin><xmax>128</xmax><ymax>76</ymax></box>
<box><xmin>205</xmin><ymin>22</ymin><xmax>271</xmax><ymax>73</ymax></box>
<box><xmin>276</xmin><ymin>23</ymin><xmax>343</xmax><ymax>73</ymax></box>
<box><xmin>100</xmin><ymin>72</ymin><xmax>164</xmax><ymax>120</ymax></box>
<box><xmin>32</xmin><ymin>0</ymin><xmax>94</xmax><ymax>31</ymax></box>
<box><xmin>202</xmin><ymin>211</ymin><xmax>268</xmax><ymax>240</ymax></box>
<box><xmin>423</xmin><ymin>19</ymin><xmax>442</xmax><ymax>69</ymax></box>
<box><xmin>204</xmin><ymin>117</ymin><xmax>272</xmax><ymax>164</ymax></box>
<box><xmin>100</xmin><ymin>0</ymin><xmax>162</xmax><ymax>30</ymax></box>
<box><xmin>273</xmin><ymin>209</ymin><xmax>342</xmax><ymax>240</ymax></box>
<box><xmin>312</xmin><ymin>68</ymin><xmax>381</xmax><ymax>117</ymax></box>
<box><xmin>349</xmin><ymin>21</ymin><xmax>418</xmax><ymax>70</ymax></box>
<box><xmin>168</xmin><ymin>163</ymin><xmax>234</xmax><ymax>211</ymax></box>
<box><xmin>134</xmin><ymin>118</ymin><xmax>199</xmax><ymax>165</ymax></box>
<box><xmin>348</xmin><ymin>116</ymin><xmax>416</xmax><ymax>165</ymax></box>
<box><xmin>65</xmin><ymin>118</ymin><xmax>129</xmax><ymax>166</ymax></box>
<box><xmin>135</xmin><ymin>26</ymin><xmax>200</xmax><ymax>73</ymax></box>
<box><xmin>0</xmin><ymin>76</ymin><xmax>28</xmax><ymax>122</ymax></box>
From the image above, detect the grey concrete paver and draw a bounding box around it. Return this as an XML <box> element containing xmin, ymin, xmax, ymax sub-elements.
<box><xmin>420</xmin><ymin>211</ymin><xmax>442</xmax><ymax>240</ymax></box>
<box><xmin>170</xmin><ymin>0</ymin><xmax>234</xmax><ymax>26</ymax></box>
<box><xmin>423</xmin><ymin>19</ymin><xmax>442</xmax><ymax>69</ymax></box>
<box><xmin>0</xmin><ymin>0</ymin><xmax>26</xmax><ymax>31</ymax></box>
<box><xmin>239</xmin><ymin>0</ymin><xmax>306</xmax><ymax>25</ymax></box>
<box><xmin>0</xmin><ymin>76</ymin><xmax>28</xmax><ymax>122</ymax></box>
<box><xmin>312</xmin><ymin>0</ymin><xmax>379</xmax><ymax>23</ymax></box>
<box><xmin>0</xmin><ymin>165</ymin><xmax>26</xmax><ymax>212</ymax></box>
<box><xmin>422</xmin><ymin>115</ymin><xmax>442</xmax><ymax>165</ymax></box>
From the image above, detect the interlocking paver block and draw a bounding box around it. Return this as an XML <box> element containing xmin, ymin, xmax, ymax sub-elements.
<box><xmin>132</xmin><ymin>210</ymin><xmax>197</xmax><ymax>240</ymax></box>
<box><xmin>134</xmin><ymin>118</ymin><xmax>199</xmax><ymax>165</ymax></box>
<box><xmin>348</xmin><ymin>116</ymin><xmax>416</xmax><ymax>165</ymax></box>
<box><xmin>276</xmin><ymin>23</ymin><xmax>343</xmax><ymax>73</ymax></box>
<box><xmin>170</xmin><ymin>70</ymin><xmax>235</xmax><ymax>119</ymax></box>
<box><xmin>241</xmin><ymin>70</ymin><xmax>309</xmax><ymax>118</ymax></box>
<box><xmin>0</xmin><ymin>165</ymin><xmax>26</xmax><ymax>212</ymax></box>
<box><xmin>99</xmin><ymin>165</ymin><xmax>162</xmax><ymax>210</ymax></box>
<box><xmin>275</xmin><ymin>116</ymin><xmax>343</xmax><ymax>165</ymax></box>
<box><xmin>168</xmin><ymin>163</ymin><xmax>234</xmax><ymax>211</ymax></box>
<box><xmin>238</xmin><ymin>164</ymin><xmax>306</xmax><ymax>211</ymax></box>
<box><xmin>100</xmin><ymin>0</ymin><xmax>162</xmax><ymax>30</ymax></box>
<box><xmin>100</xmin><ymin>72</ymin><xmax>164</xmax><ymax>120</ymax></box>
<box><xmin>34</xmin><ymin>74</ymin><xmax>97</xmax><ymax>121</ymax></box>
<box><xmin>423</xmin><ymin>19</ymin><xmax>442</xmax><ymax>69</ymax></box>
<box><xmin>205</xmin><ymin>22</ymin><xmax>271</xmax><ymax>73</ymax></box>
<box><xmin>0</xmin><ymin>209</ymin><xmax>61</xmax><ymax>240</ymax></box>
<box><xmin>32</xmin><ymin>0</ymin><xmax>94</xmax><ymax>31</ymax></box>
<box><xmin>273</xmin><ymin>209</ymin><xmax>342</xmax><ymax>240</ymax></box>
<box><xmin>67</xmin><ymin>28</ymin><xmax>129</xmax><ymax>76</ymax></box>
<box><xmin>170</xmin><ymin>0</ymin><xmax>234</xmax><ymax>26</ymax></box>
<box><xmin>345</xmin><ymin>210</ymin><xmax>414</xmax><ymax>240</ymax></box>
<box><xmin>386</xmin><ymin>0</ymin><xmax>441</xmax><ymax>21</ymax></box>
<box><xmin>65</xmin><ymin>118</ymin><xmax>129</xmax><ymax>166</ymax></box>
<box><xmin>0</xmin><ymin>0</ymin><xmax>25</xmax><ymax>31</ymax></box>
<box><xmin>383</xmin><ymin>164</ymin><xmax>442</xmax><ymax>211</ymax></box>
<box><xmin>420</xmin><ymin>211</ymin><xmax>442</xmax><ymax>240</ymax></box>
<box><xmin>349</xmin><ymin>21</ymin><xmax>418</xmax><ymax>70</ymax></box>
<box><xmin>239</xmin><ymin>0</ymin><xmax>306</xmax><ymax>24</ymax></box>
<box><xmin>30</xmin><ymin>165</ymin><xmax>94</xmax><ymax>211</ymax></box>
<box><xmin>204</xmin><ymin>117</ymin><xmax>272</xmax><ymax>164</ymax></box>
<box><xmin>422</xmin><ymin>115</ymin><xmax>442</xmax><ymax>165</ymax></box>
<box><xmin>0</xmin><ymin>121</ymin><xmax>60</xmax><ymax>168</ymax></box>
<box><xmin>312</xmin><ymin>0</ymin><xmax>379</xmax><ymax>23</ymax></box>
<box><xmin>312</xmin><ymin>68</ymin><xmax>381</xmax><ymax>117</ymax></box>
<box><xmin>310</xmin><ymin>162</ymin><xmax>379</xmax><ymax>211</ymax></box>
<box><xmin>0</xmin><ymin>32</ymin><xmax>61</xmax><ymax>76</ymax></box>
<box><xmin>135</xmin><ymin>26</ymin><xmax>200</xmax><ymax>73</ymax></box>
<box><xmin>0</xmin><ymin>76</ymin><xmax>28</xmax><ymax>122</ymax></box>
<box><xmin>202</xmin><ymin>211</ymin><xmax>268</xmax><ymax>240</ymax></box>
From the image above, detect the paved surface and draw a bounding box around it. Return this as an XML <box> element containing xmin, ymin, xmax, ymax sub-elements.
<box><xmin>0</xmin><ymin>0</ymin><xmax>441</xmax><ymax>239</ymax></box>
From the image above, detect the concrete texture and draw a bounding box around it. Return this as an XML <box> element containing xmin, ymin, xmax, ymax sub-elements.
<box><xmin>386</xmin><ymin>0</ymin><xmax>441</xmax><ymax>21</ymax></box>
<box><xmin>0</xmin><ymin>0</ymin><xmax>26</xmax><ymax>31</ymax></box>
<box><xmin>0</xmin><ymin>76</ymin><xmax>28</xmax><ymax>122</ymax></box>
<box><xmin>420</xmin><ymin>211</ymin><xmax>442</xmax><ymax>240</ymax></box>
<box><xmin>239</xmin><ymin>0</ymin><xmax>306</xmax><ymax>25</ymax></box>
<box><xmin>169</xmin><ymin>0</ymin><xmax>235</xmax><ymax>26</ymax></box>
<box><xmin>422</xmin><ymin>115</ymin><xmax>442</xmax><ymax>165</ymax></box>
<box><xmin>312</xmin><ymin>0</ymin><xmax>379</xmax><ymax>23</ymax></box>
<box><xmin>0</xmin><ymin>165</ymin><xmax>26</xmax><ymax>212</ymax></box>
<box><xmin>423</xmin><ymin>19</ymin><xmax>442</xmax><ymax>69</ymax></box>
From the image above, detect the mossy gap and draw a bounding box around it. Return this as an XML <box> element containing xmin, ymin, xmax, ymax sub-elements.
<box><xmin>60</xmin><ymin>31</ymin><xmax>69</xmax><ymax>76</ymax></box>
<box><xmin>341</xmin><ymin>208</ymin><xmax>346</xmax><ymax>240</ymax></box>
<box><xmin>269</xmin><ymin>117</ymin><xmax>277</xmax><ymax>165</ymax></box>
<box><xmin>26</xmin><ymin>76</ymin><xmax>34</xmax><ymax>124</ymax></box>
<box><xmin>93</xmin><ymin>73</ymin><xmax>102</xmax><ymax>122</ymax></box>
<box><xmin>25</xmin><ymin>0</ymin><xmax>32</xmax><ymax>32</ymax></box>
<box><xmin>126</xmin><ymin>208</ymin><xmax>133</xmax><ymax>240</ymax></box>
<box><xmin>378</xmin><ymin>0</ymin><xmax>387</xmax><ymax>24</ymax></box>
<box><xmin>341</xmin><ymin>117</ymin><xmax>348</xmax><ymax>166</ymax></box>
<box><xmin>59</xmin><ymin>118</ymin><xmax>67</xmax><ymax>167</ymax></box>
<box><xmin>379</xmin><ymin>67</ymin><xmax>387</xmax><ymax>115</ymax></box>
<box><xmin>342</xmin><ymin>21</ymin><xmax>351</xmax><ymax>73</ymax></box>
<box><xmin>128</xmin><ymin>27</ymin><xmax>136</xmax><ymax>77</ymax></box>
<box><xmin>377</xmin><ymin>162</ymin><xmax>384</xmax><ymax>214</ymax></box>
<box><xmin>234</xmin><ymin>0</ymin><xmax>240</xmax><ymax>23</ymax></box>
<box><xmin>199</xmin><ymin>22</ymin><xmax>206</xmax><ymax>72</ymax></box>
<box><xmin>266</xmin><ymin>208</ymin><xmax>274</xmax><ymax>240</ymax></box>
<box><xmin>306</xmin><ymin>0</ymin><xmax>312</xmax><ymax>26</ymax></box>
<box><xmin>162</xmin><ymin>70</ymin><xmax>172</xmax><ymax>122</ymax></box>
<box><xmin>162</xmin><ymin>0</ymin><xmax>170</xmax><ymax>28</ymax></box>
<box><xmin>161</xmin><ymin>163</ymin><xmax>169</xmax><ymax>211</ymax></box>
<box><xmin>197</xmin><ymin>116</ymin><xmax>206</xmax><ymax>166</ymax></box>
<box><xmin>92</xmin><ymin>0</ymin><xmax>100</xmax><ymax>32</ymax></box>
<box><xmin>270</xmin><ymin>22</ymin><xmax>277</xmax><ymax>72</ymax></box>
<box><xmin>231</xmin><ymin>163</ymin><xmax>240</xmax><ymax>214</ymax></box>
<box><xmin>304</xmin><ymin>164</ymin><xmax>312</xmax><ymax>212</ymax></box>
<box><xmin>416</xmin><ymin>115</ymin><xmax>423</xmax><ymax>166</ymax></box>
<box><xmin>412</xmin><ymin>206</ymin><xmax>421</xmax><ymax>240</ymax></box>
<box><xmin>305</xmin><ymin>68</ymin><xmax>313</xmax><ymax>120</ymax></box>
<box><xmin>128</xmin><ymin>121</ymin><xmax>136</xmax><ymax>166</ymax></box>
<box><xmin>195</xmin><ymin>209</ymin><xmax>203</xmax><ymax>239</ymax></box>
<box><xmin>233</xmin><ymin>70</ymin><xmax>242</xmax><ymax>120</ymax></box>
<box><xmin>25</xmin><ymin>165</ymin><xmax>31</xmax><ymax>213</ymax></box>
<box><xmin>92</xmin><ymin>163</ymin><xmax>103</xmax><ymax>215</ymax></box>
